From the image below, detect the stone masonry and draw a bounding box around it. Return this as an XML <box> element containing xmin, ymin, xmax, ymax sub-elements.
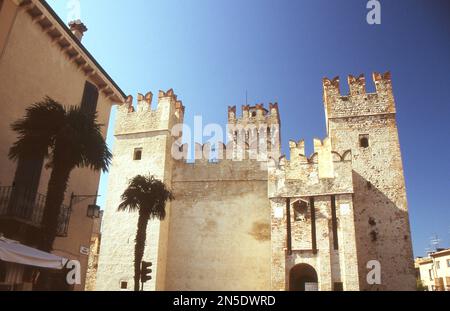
<box><xmin>95</xmin><ymin>72</ymin><xmax>415</xmax><ymax>291</ymax></box>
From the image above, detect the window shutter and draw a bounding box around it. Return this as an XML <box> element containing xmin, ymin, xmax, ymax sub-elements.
<box><xmin>9</xmin><ymin>156</ymin><xmax>44</xmax><ymax>219</ymax></box>
<box><xmin>80</xmin><ymin>81</ymin><xmax>99</xmax><ymax>115</ymax></box>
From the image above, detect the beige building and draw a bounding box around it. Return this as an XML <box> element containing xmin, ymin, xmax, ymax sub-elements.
<box><xmin>96</xmin><ymin>73</ymin><xmax>416</xmax><ymax>291</ymax></box>
<box><xmin>0</xmin><ymin>0</ymin><xmax>125</xmax><ymax>290</ymax></box>
<box><xmin>416</xmin><ymin>249</ymin><xmax>450</xmax><ymax>291</ymax></box>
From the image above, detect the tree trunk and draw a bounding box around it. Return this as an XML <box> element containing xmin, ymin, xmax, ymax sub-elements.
<box><xmin>39</xmin><ymin>162</ymin><xmax>72</xmax><ymax>252</ymax></box>
<box><xmin>134</xmin><ymin>210</ymin><xmax>150</xmax><ymax>291</ymax></box>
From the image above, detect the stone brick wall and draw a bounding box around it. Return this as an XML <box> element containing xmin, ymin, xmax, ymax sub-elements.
<box><xmin>269</xmin><ymin>143</ymin><xmax>360</xmax><ymax>291</ymax></box>
<box><xmin>96</xmin><ymin>91</ymin><xmax>183</xmax><ymax>291</ymax></box>
<box><xmin>165</xmin><ymin>160</ymin><xmax>271</xmax><ymax>290</ymax></box>
<box><xmin>324</xmin><ymin>72</ymin><xmax>415</xmax><ymax>290</ymax></box>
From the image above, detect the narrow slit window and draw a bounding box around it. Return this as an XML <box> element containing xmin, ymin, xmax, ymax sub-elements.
<box><xmin>133</xmin><ymin>148</ymin><xmax>142</xmax><ymax>161</ymax></box>
<box><xmin>331</xmin><ymin>196</ymin><xmax>339</xmax><ymax>250</ymax></box>
<box><xmin>359</xmin><ymin>134</ymin><xmax>369</xmax><ymax>148</ymax></box>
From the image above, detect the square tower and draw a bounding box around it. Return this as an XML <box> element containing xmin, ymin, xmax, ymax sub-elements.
<box><xmin>95</xmin><ymin>90</ymin><xmax>184</xmax><ymax>291</ymax></box>
<box><xmin>323</xmin><ymin>72</ymin><xmax>415</xmax><ymax>290</ymax></box>
<box><xmin>227</xmin><ymin>103</ymin><xmax>281</xmax><ymax>161</ymax></box>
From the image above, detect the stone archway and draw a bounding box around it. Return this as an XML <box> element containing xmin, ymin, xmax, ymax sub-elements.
<box><xmin>289</xmin><ymin>263</ymin><xmax>318</xmax><ymax>291</ymax></box>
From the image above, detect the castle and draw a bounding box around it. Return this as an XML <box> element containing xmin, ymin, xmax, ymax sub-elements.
<box><xmin>95</xmin><ymin>72</ymin><xmax>416</xmax><ymax>291</ymax></box>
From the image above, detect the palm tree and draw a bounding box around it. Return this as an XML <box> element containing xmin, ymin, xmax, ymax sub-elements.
<box><xmin>9</xmin><ymin>97</ymin><xmax>111</xmax><ymax>252</ymax></box>
<box><xmin>118</xmin><ymin>175</ymin><xmax>174</xmax><ymax>291</ymax></box>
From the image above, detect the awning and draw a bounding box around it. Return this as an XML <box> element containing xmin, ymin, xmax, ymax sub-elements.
<box><xmin>0</xmin><ymin>237</ymin><xmax>67</xmax><ymax>270</ymax></box>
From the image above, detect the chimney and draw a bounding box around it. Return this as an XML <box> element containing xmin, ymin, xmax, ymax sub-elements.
<box><xmin>68</xmin><ymin>20</ymin><xmax>88</xmax><ymax>41</ymax></box>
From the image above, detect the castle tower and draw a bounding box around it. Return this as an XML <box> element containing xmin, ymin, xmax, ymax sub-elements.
<box><xmin>95</xmin><ymin>89</ymin><xmax>184</xmax><ymax>291</ymax></box>
<box><xmin>323</xmin><ymin>72</ymin><xmax>415</xmax><ymax>290</ymax></box>
<box><xmin>227</xmin><ymin>103</ymin><xmax>281</xmax><ymax>161</ymax></box>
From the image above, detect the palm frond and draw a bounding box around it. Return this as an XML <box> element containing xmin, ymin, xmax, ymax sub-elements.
<box><xmin>9</xmin><ymin>97</ymin><xmax>65</xmax><ymax>161</ymax></box>
<box><xmin>117</xmin><ymin>175</ymin><xmax>173</xmax><ymax>220</ymax></box>
<box><xmin>48</xmin><ymin>106</ymin><xmax>111</xmax><ymax>172</ymax></box>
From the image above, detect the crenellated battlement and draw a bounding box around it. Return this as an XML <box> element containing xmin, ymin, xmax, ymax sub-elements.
<box><xmin>268</xmin><ymin>137</ymin><xmax>353</xmax><ymax>198</ymax></box>
<box><xmin>172</xmin><ymin>141</ymin><xmax>270</xmax><ymax>182</ymax></box>
<box><xmin>228</xmin><ymin>103</ymin><xmax>280</xmax><ymax>125</ymax></box>
<box><xmin>115</xmin><ymin>88</ymin><xmax>185</xmax><ymax>136</ymax></box>
<box><xmin>323</xmin><ymin>72</ymin><xmax>396</xmax><ymax>121</ymax></box>
<box><xmin>227</xmin><ymin>103</ymin><xmax>281</xmax><ymax>161</ymax></box>
<box><xmin>173</xmin><ymin>140</ymin><xmax>277</xmax><ymax>164</ymax></box>
<box><xmin>287</xmin><ymin>137</ymin><xmax>351</xmax><ymax>167</ymax></box>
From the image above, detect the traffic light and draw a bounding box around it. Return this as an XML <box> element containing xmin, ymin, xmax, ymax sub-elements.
<box><xmin>140</xmin><ymin>261</ymin><xmax>152</xmax><ymax>283</ymax></box>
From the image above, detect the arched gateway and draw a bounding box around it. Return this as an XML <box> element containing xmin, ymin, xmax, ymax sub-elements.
<box><xmin>289</xmin><ymin>264</ymin><xmax>318</xmax><ymax>291</ymax></box>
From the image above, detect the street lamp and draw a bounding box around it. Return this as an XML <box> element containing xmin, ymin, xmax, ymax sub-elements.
<box><xmin>87</xmin><ymin>204</ymin><xmax>100</xmax><ymax>218</ymax></box>
<box><xmin>69</xmin><ymin>192</ymin><xmax>101</xmax><ymax>219</ymax></box>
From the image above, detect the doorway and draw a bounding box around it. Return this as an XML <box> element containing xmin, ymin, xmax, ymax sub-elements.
<box><xmin>289</xmin><ymin>263</ymin><xmax>318</xmax><ymax>291</ymax></box>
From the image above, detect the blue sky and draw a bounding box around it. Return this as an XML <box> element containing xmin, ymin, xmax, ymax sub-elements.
<box><xmin>47</xmin><ymin>0</ymin><xmax>450</xmax><ymax>257</ymax></box>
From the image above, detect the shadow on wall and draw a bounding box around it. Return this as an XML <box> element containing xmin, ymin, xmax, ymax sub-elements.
<box><xmin>352</xmin><ymin>171</ymin><xmax>415</xmax><ymax>291</ymax></box>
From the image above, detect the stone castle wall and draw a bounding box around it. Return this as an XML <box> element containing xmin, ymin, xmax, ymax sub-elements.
<box><xmin>96</xmin><ymin>72</ymin><xmax>415</xmax><ymax>291</ymax></box>
<box><xmin>324</xmin><ymin>72</ymin><xmax>415</xmax><ymax>290</ymax></box>
<box><xmin>165</xmin><ymin>160</ymin><xmax>271</xmax><ymax>290</ymax></box>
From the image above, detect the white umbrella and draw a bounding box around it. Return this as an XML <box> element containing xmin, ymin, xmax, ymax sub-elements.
<box><xmin>0</xmin><ymin>237</ymin><xmax>67</xmax><ymax>270</ymax></box>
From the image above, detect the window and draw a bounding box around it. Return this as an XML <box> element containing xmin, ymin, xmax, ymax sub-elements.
<box><xmin>120</xmin><ymin>281</ymin><xmax>128</xmax><ymax>290</ymax></box>
<box><xmin>436</xmin><ymin>261</ymin><xmax>440</xmax><ymax>269</ymax></box>
<box><xmin>133</xmin><ymin>148</ymin><xmax>142</xmax><ymax>161</ymax></box>
<box><xmin>331</xmin><ymin>196</ymin><xmax>339</xmax><ymax>250</ymax></box>
<box><xmin>80</xmin><ymin>81</ymin><xmax>99</xmax><ymax>115</ymax></box>
<box><xmin>447</xmin><ymin>259</ymin><xmax>450</xmax><ymax>267</ymax></box>
<box><xmin>334</xmin><ymin>282</ymin><xmax>344</xmax><ymax>291</ymax></box>
<box><xmin>10</xmin><ymin>155</ymin><xmax>44</xmax><ymax>219</ymax></box>
<box><xmin>293</xmin><ymin>200</ymin><xmax>308</xmax><ymax>221</ymax></box>
<box><xmin>429</xmin><ymin>269</ymin><xmax>433</xmax><ymax>281</ymax></box>
<box><xmin>359</xmin><ymin>134</ymin><xmax>369</xmax><ymax>148</ymax></box>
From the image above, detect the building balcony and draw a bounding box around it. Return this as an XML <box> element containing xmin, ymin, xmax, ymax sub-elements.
<box><xmin>0</xmin><ymin>186</ymin><xmax>71</xmax><ymax>237</ymax></box>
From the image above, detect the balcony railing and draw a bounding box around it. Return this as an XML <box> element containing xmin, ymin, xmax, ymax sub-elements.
<box><xmin>0</xmin><ymin>186</ymin><xmax>71</xmax><ymax>237</ymax></box>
